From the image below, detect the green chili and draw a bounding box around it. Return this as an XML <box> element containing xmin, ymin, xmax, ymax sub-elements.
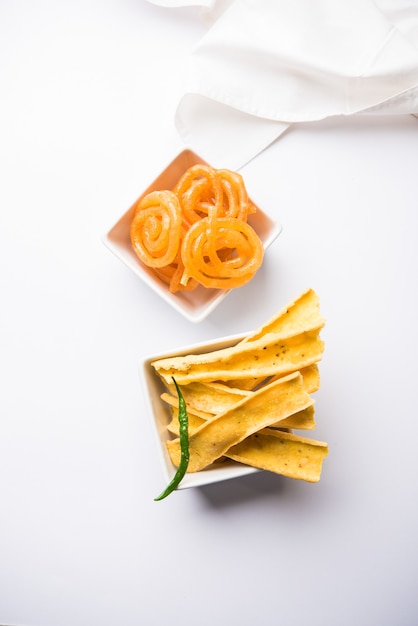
<box><xmin>154</xmin><ymin>377</ymin><xmax>189</xmax><ymax>501</ymax></box>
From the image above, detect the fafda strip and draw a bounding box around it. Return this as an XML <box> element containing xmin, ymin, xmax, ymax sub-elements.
<box><xmin>151</xmin><ymin>288</ymin><xmax>329</xmax><ymax>489</ymax></box>
<box><xmin>151</xmin><ymin>288</ymin><xmax>325</xmax><ymax>387</ymax></box>
<box><xmin>164</xmin><ymin>400</ymin><xmax>317</xmax><ymax>436</ymax></box>
<box><xmin>153</xmin><ymin>328</ymin><xmax>324</xmax><ymax>386</ymax></box>
<box><xmin>225</xmin><ymin>430</ymin><xmax>328</xmax><ymax>483</ymax></box>
<box><xmin>166</xmin><ymin>371</ymin><xmax>313</xmax><ymax>473</ymax></box>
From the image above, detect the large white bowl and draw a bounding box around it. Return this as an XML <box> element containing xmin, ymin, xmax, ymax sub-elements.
<box><xmin>103</xmin><ymin>149</ymin><xmax>282</xmax><ymax>323</ymax></box>
<box><xmin>139</xmin><ymin>332</ymin><xmax>260</xmax><ymax>490</ymax></box>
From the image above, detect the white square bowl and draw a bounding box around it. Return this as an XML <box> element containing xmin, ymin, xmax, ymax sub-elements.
<box><xmin>139</xmin><ymin>332</ymin><xmax>260</xmax><ymax>490</ymax></box>
<box><xmin>103</xmin><ymin>149</ymin><xmax>282</xmax><ymax>323</ymax></box>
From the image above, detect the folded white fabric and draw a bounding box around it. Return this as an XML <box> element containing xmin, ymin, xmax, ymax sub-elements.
<box><xmin>148</xmin><ymin>0</ymin><xmax>418</xmax><ymax>168</ymax></box>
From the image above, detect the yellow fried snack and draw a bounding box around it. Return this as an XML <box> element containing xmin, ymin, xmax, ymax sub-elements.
<box><xmin>269</xmin><ymin>364</ymin><xmax>320</xmax><ymax>394</ymax></box>
<box><xmin>162</xmin><ymin>371</ymin><xmax>318</xmax><ymax>432</ymax></box>
<box><xmin>165</xmin><ymin>403</ymin><xmax>210</xmax><ymax>435</ymax></box>
<box><xmin>269</xmin><ymin>404</ymin><xmax>316</xmax><ymax>430</ymax></box>
<box><xmin>162</xmin><ymin>393</ymin><xmax>213</xmax><ymax>421</ymax></box>
<box><xmin>152</xmin><ymin>288</ymin><xmax>325</xmax><ymax>386</ymax></box>
<box><xmin>151</xmin><ymin>288</ymin><xmax>329</xmax><ymax>485</ymax></box>
<box><xmin>220</xmin><ymin>364</ymin><xmax>320</xmax><ymax>394</ymax></box>
<box><xmin>225</xmin><ymin>430</ymin><xmax>328</xmax><ymax>482</ymax></box>
<box><xmin>166</xmin><ymin>372</ymin><xmax>312</xmax><ymax>473</ymax></box>
<box><xmin>153</xmin><ymin>329</ymin><xmax>324</xmax><ymax>386</ymax></box>
<box><xmin>164</xmin><ymin>380</ymin><xmax>249</xmax><ymax>414</ymax></box>
<box><xmin>241</xmin><ymin>288</ymin><xmax>324</xmax><ymax>343</ymax></box>
<box><xmin>166</xmin><ymin>402</ymin><xmax>316</xmax><ymax>437</ymax></box>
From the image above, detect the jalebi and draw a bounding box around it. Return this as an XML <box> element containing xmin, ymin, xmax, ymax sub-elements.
<box><xmin>217</xmin><ymin>169</ymin><xmax>254</xmax><ymax>222</ymax></box>
<box><xmin>130</xmin><ymin>190</ymin><xmax>182</xmax><ymax>268</ymax></box>
<box><xmin>180</xmin><ymin>217</ymin><xmax>264</xmax><ymax>289</ymax></box>
<box><xmin>130</xmin><ymin>166</ymin><xmax>264</xmax><ymax>293</ymax></box>
<box><xmin>174</xmin><ymin>164</ymin><xmax>223</xmax><ymax>225</ymax></box>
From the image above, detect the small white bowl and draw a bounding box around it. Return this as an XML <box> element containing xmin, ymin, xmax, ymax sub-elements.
<box><xmin>103</xmin><ymin>149</ymin><xmax>282</xmax><ymax>323</ymax></box>
<box><xmin>139</xmin><ymin>332</ymin><xmax>260</xmax><ymax>490</ymax></box>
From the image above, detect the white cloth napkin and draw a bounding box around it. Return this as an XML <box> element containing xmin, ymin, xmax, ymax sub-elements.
<box><xmin>148</xmin><ymin>0</ymin><xmax>418</xmax><ymax>169</ymax></box>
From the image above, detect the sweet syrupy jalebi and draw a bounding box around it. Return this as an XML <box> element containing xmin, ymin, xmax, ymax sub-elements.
<box><xmin>130</xmin><ymin>165</ymin><xmax>264</xmax><ymax>293</ymax></box>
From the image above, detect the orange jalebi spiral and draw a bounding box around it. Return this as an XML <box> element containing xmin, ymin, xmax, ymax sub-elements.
<box><xmin>130</xmin><ymin>190</ymin><xmax>182</xmax><ymax>268</ymax></box>
<box><xmin>130</xmin><ymin>166</ymin><xmax>264</xmax><ymax>293</ymax></box>
<box><xmin>217</xmin><ymin>169</ymin><xmax>255</xmax><ymax>222</ymax></box>
<box><xmin>180</xmin><ymin>217</ymin><xmax>264</xmax><ymax>289</ymax></box>
<box><xmin>174</xmin><ymin>164</ymin><xmax>223</xmax><ymax>225</ymax></box>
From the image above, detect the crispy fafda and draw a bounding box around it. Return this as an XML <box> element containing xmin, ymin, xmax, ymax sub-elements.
<box><xmin>152</xmin><ymin>288</ymin><xmax>329</xmax><ymax>483</ymax></box>
<box><xmin>226</xmin><ymin>430</ymin><xmax>328</xmax><ymax>483</ymax></box>
<box><xmin>167</xmin><ymin>372</ymin><xmax>313</xmax><ymax>473</ymax></box>
<box><xmin>152</xmin><ymin>288</ymin><xmax>325</xmax><ymax>386</ymax></box>
<box><xmin>152</xmin><ymin>329</ymin><xmax>324</xmax><ymax>386</ymax></box>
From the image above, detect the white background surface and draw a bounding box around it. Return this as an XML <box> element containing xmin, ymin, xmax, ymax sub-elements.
<box><xmin>1</xmin><ymin>2</ymin><xmax>418</xmax><ymax>625</ymax></box>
